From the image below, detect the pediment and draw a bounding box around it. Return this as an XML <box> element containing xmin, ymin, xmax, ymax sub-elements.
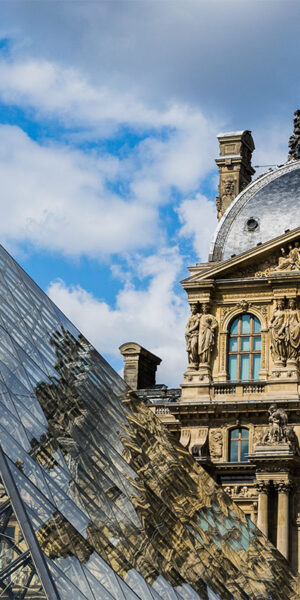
<box><xmin>182</xmin><ymin>226</ymin><xmax>300</xmax><ymax>286</ymax></box>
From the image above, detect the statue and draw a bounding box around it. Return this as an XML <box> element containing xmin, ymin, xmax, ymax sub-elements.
<box><xmin>185</xmin><ymin>304</ymin><xmax>200</xmax><ymax>367</ymax></box>
<box><xmin>274</xmin><ymin>242</ymin><xmax>300</xmax><ymax>271</ymax></box>
<box><xmin>288</xmin><ymin>109</ymin><xmax>300</xmax><ymax>161</ymax></box>
<box><xmin>269</xmin><ymin>299</ymin><xmax>286</xmax><ymax>363</ymax></box>
<box><xmin>262</xmin><ymin>404</ymin><xmax>300</xmax><ymax>453</ymax></box>
<box><xmin>285</xmin><ymin>298</ymin><xmax>300</xmax><ymax>360</ymax></box>
<box><xmin>198</xmin><ymin>303</ymin><xmax>218</xmax><ymax>365</ymax></box>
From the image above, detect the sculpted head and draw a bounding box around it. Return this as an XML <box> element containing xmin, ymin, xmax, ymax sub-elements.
<box><xmin>289</xmin><ymin>298</ymin><xmax>296</xmax><ymax>309</ymax></box>
<box><xmin>277</xmin><ymin>299</ymin><xmax>285</xmax><ymax>310</ymax></box>
<box><xmin>224</xmin><ymin>179</ymin><xmax>234</xmax><ymax>195</ymax></box>
<box><xmin>202</xmin><ymin>303</ymin><xmax>210</xmax><ymax>314</ymax></box>
<box><xmin>190</xmin><ymin>303</ymin><xmax>198</xmax><ymax>315</ymax></box>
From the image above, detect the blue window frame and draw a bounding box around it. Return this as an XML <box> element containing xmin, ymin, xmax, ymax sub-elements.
<box><xmin>228</xmin><ymin>314</ymin><xmax>261</xmax><ymax>381</ymax></box>
<box><xmin>229</xmin><ymin>428</ymin><xmax>249</xmax><ymax>462</ymax></box>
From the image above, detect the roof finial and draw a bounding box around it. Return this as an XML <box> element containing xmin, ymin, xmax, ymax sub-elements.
<box><xmin>288</xmin><ymin>110</ymin><xmax>300</xmax><ymax>161</ymax></box>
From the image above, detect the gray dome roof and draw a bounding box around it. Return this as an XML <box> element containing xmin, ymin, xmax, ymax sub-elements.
<box><xmin>209</xmin><ymin>160</ymin><xmax>300</xmax><ymax>261</ymax></box>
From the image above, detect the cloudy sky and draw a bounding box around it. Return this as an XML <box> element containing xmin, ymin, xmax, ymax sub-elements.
<box><xmin>0</xmin><ymin>1</ymin><xmax>299</xmax><ymax>385</ymax></box>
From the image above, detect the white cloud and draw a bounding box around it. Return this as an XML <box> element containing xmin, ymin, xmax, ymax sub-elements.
<box><xmin>47</xmin><ymin>248</ymin><xmax>189</xmax><ymax>386</ymax></box>
<box><xmin>0</xmin><ymin>124</ymin><xmax>160</xmax><ymax>257</ymax></box>
<box><xmin>178</xmin><ymin>193</ymin><xmax>217</xmax><ymax>261</ymax></box>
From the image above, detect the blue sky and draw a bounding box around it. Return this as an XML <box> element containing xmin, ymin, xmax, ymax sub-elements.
<box><xmin>0</xmin><ymin>1</ymin><xmax>299</xmax><ymax>385</ymax></box>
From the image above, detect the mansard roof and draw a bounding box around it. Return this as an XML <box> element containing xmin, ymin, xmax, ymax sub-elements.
<box><xmin>210</xmin><ymin>160</ymin><xmax>300</xmax><ymax>262</ymax></box>
<box><xmin>0</xmin><ymin>243</ymin><xmax>299</xmax><ymax>599</ymax></box>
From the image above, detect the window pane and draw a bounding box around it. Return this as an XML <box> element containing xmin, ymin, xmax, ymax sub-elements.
<box><xmin>228</xmin><ymin>355</ymin><xmax>237</xmax><ymax>380</ymax></box>
<box><xmin>230</xmin><ymin>440</ymin><xmax>238</xmax><ymax>462</ymax></box>
<box><xmin>241</xmin><ymin>355</ymin><xmax>250</xmax><ymax>380</ymax></box>
<box><xmin>229</xmin><ymin>337</ymin><xmax>238</xmax><ymax>351</ymax></box>
<box><xmin>241</xmin><ymin>337</ymin><xmax>250</xmax><ymax>351</ymax></box>
<box><xmin>253</xmin><ymin>316</ymin><xmax>261</xmax><ymax>333</ymax></box>
<box><xmin>241</xmin><ymin>314</ymin><xmax>250</xmax><ymax>333</ymax></box>
<box><xmin>253</xmin><ymin>336</ymin><xmax>261</xmax><ymax>351</ymax></box>
<box><xmin>241</xmin><ymin>428</ymin><xmax>249</xmax><ymax>438</ymax></box>
<box><xmin>253</xmin><ymin>354</ymin><xmax>261</xmax><ymax>380</ymax></box>
<box><xmin>230</xmin><ymin>429</ymin><xmax>239</xmax><ymax>439</ymax></box>
<box><xmin>240</xmin><ymin>440</ymin><xmax>249</xmax><ymax>462</ymax></box>
<box><xmin>230</xmin><ymin>318</ymin><xmax>239</xmax><ymax>335</ymax></box>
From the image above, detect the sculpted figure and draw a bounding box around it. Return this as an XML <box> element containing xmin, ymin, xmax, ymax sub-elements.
<box><xmin>263</xmin><ymin>404</ymin><xmax>288</xmax><ymax>444</ymax></box>
<box><xmin>185</xmin><ymin>304</ymin><xmax>200</xmax><ymax>367</ymax></box>
<box><xmin>269</xmin><ymin>299</ymin><xmax>286</xmax><ymax>363</ymax></box>
<box><xmin>274</xmin><ymin>242</ymin><xmax>300</xmax><ymax>271</ymax></box>
<box><xmin>198</xmin><ymin>303</ymin><xmax>218</xmax><ymax>365</ymax></box>
<box><xmin>285</xmin><ymin>298</ymin><xmax>300</xmax><ymax>360</ymax></box>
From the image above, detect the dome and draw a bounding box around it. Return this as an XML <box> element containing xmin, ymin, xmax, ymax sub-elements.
<box><xmin>209</xmin><ymin>160</ymin><xmax>300</xmax><ymax>262</ymax></box>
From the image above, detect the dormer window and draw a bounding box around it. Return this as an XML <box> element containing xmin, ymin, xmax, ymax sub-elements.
<box><xmin>228</xmin><ymin>314</ymin><xmax>261</xmax><ymax>381</ymax></box>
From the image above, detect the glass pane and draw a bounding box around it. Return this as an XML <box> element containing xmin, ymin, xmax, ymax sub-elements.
<box><xmin>241</xmin><ymin>440</ymin><xmax>249</xmax><ymax>462</ymax></box>
<box><xmin>241</xmin><ymin>314</ymin><xmax>250</xmax><ymax>334</ymax></box>
<box><xmin>241</xmin><ymin>337</ymin><xmax>250</xmax><ymax>351</ymax></box>
<box><xmin>230</xmin><ymin>440</ymin><xmax>238</xmax><ymax>462</ymax></box>
<box><xmin>230</xmin><ymin>429</ymin><xmax>239</xmax><ymax>440</ymax></box>
<box><xmin>253</xmin><ymin>316</ymin><xmax>261</xmax><ymax>333</ymax></box>
<box><xmin>229</xmin><ymin>337</ymin><xmax>238</xmax><ymax>351</ymax></box>
<box><xmin>230</xmin><ymin>318</ymin><xmax>239</xmax><ymax>335</ymax></box>
<box><xmin>241</xmin><ymin>428</ymin><xmax>249</xmax><ymax>438</ymax></box>
<box><xmin>241</xmin><ymin>355</ymin><xmax>250</xmax><ymax>380</ymax></box>
<box><xmin>253</xmin><ymin>336</ymin><xmax>261</xmax><ymax>351</ymax></box>
<box><xmin>253</xmin><ymin>354</ymin><xmax>261</xmax><ymax>380</ymax></box>
<box><xmin>228</xmin><ymin>355</ymin><xmax>237</xmax><ymax>380</ymax></box>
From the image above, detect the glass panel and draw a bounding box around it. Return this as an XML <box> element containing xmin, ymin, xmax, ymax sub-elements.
<box><xmin>241</xmin><ymin>428</ymin><xmax>249</xmax><ymax>438</ymax></box>
<box><xmin>241</xmin><ymin>337</ymin><xmax>250</xmax><ymax>351</ymax></box>
<box><xmin>253</xmin><ymin>336</ymin><xmax>261</xmax><ymax>351</ymax></box>
<box><xmin>240</xmin><ymin>440</ymin><xmax>249</xmax><ymax>462</ymax></box>
<box><xmin>228</xmin><ymin>355</ymin><xmax>237</xmax><ymax>380</ymax></box>
<box><xmin>253</xmin><ymin>354</ymin><xmax>261</xmax><ymax>380</ymax></box>
<box><xmin>230</xmin><ymin>318</ymin><xmax>239</xmax><ymax>335</ymax></box>
<box><xmin>229</xmin><ymin>337</ymin><xmax>238</xmax><ymax>352</ymax></box>
<box><xmin>229</xmin><ymin>440</ymin><xmax>238</xmax><ymax>462</ymax></box>
<box><xmin>241</xmin><ymin>314</ymin><xmax>250</xmax><ymax>334</ymax></box>
<box><xmin>253</xmin><ymin>316</ymin><xmax>261</xmax><ymax>333</ymax></box>
<box><xmin>230</xmin><ymin>429</ymin><xmax>239</xmax><ymax>440</ymax></box>
<box><xmin>240</xmin><ymin>355</ymin><xmax>250</xmax><ymax>380</ymax></box>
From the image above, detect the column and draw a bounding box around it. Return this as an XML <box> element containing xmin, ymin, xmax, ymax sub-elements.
<box><xmin>276</xmin><ymin>482</ymin><xmax>291</xmax><ymax>560</ymax></box>
<box><xmin>256</xmin><ymin>482</ymin><xmax>269</xmax><ymax>537</ymax></box>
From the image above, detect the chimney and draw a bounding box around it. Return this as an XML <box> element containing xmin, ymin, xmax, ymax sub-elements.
<box><xmin>215</xmin><ymin>130</ymin><xmax>255</xmax><ymax>220</ymax></box>
<box><xmin>119</xmin><ymin>342</ymin><xmax>161</xmax><ymax>390</ymax></box>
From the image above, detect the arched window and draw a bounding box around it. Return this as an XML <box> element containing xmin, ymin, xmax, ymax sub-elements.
<box><xmin>228</xmin><ymin>314</ymin><xmax>261</xmax><ymax>381</ymax></box>
<box><xmin>229</xmin><ymin>428</ymin><xmax>249</xmax><ymax>462</ymax></box>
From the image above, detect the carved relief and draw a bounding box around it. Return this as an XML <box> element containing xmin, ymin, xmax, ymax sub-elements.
<box><xmin>253</xmin><ymin>427</ymin><xmax>266</xmax><ymax>447</ymax></box>
<box><xmin>236</xmin><ymin>299</ymin><xmax>252</xmax><ymax>312</ymax></box>
<box><xmin>209</xmin><ymin>430</ymin><xmax>223</xmax><ymax>460</ymax></box>
<box><xmin>224</xmin><ymin>485</ymin><xmax>257</xmax><ymax>498</ymax></box>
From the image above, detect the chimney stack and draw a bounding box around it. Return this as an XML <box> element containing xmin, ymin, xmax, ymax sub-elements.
<box><xmin>119</xmin><ymin>342</ymin><xmax>161</xmax><ymax>390</ymax></box>
<box><xmin>215</xmin><ymin>130</ymin><xmax>255</xmax><ymax>220</ymax></box>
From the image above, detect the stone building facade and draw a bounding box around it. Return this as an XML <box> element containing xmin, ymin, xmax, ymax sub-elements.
<box><xmin>121</xmin><ymin>111</ymin><xmax>300</xmax><ymax>574</ymax></box>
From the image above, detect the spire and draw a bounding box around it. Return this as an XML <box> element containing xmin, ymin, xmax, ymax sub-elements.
<box><xmin>288</xmin><ymin>109</ymin><xmax>300</xmax><ymax>160</ymax></box>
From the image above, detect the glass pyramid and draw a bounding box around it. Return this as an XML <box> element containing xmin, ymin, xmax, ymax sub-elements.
<box><xmin>0</xmin><ymin>244</ymin><xmax>298</xmax><ymax>600</ymax></box>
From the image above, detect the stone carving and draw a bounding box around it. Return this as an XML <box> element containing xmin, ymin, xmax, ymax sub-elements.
<box><xmin>254</xmin><ymin>427</ymin><xmax>265</xmax><ymax>446</ymax></box>
<box><xmin>262</xmin><ymin>405</ymin><xmax>299</xmax><ymax>453</ymax></box>
<box><xmin>236</xmin><ymin>299</ymin><xmax>252</xmax><ymax>312</ymax></box>
<box><xmin>209</xmin><ymin>430</ymin><xmax>223</xmax><ymax>459</ymax></box>
<box><xmin>185</xmin><ymin>303</ymin><xmax>201</xmax><ymax>367</ymax></box>
<box><xmin>198</xmin><ymin>303</ymin><xmax>218</xmax><ymax>365</ymax></box>
<box><xmin>257</xmin><ymin>242</ymin><xmax>300</xmax><ymax>277</ymax></box>
<box><xmin>288</xmin><ymin>109</ymin><xmax>300</xmax><ymax>161</ymax></box>
<box><xmin>269</xmin><ymin>297</ymin><xmax>300</xmax><ymax>364</ymax></box>
<box><xmin>274</xmin><ymin>482</ymin><xmax>293</xmax><ymax>494</ymax></box>
<box><xmin>286</xmin><ymin>298</ymin><xmax>300</xmax><ymax>359</ymax></box>
<box><xmin>224</xmin><ymin>485</ymin><xmax>257</xmax><ymax>498</ymax></box>
<box><xmin>269</xmin><ymin>299</ymin><xmax>287</xmax><ymax>363</ymax></box>
<box><xmin>256</xmin><ymin>482</ymin><xmax>270</xmax><ymax>495</ymax></box>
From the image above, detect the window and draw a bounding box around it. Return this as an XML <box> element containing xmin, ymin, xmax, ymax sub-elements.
<box><xmin>229</xmin><ymin>428</ymin><xmax>249</xmax><ymax>462</ymax></box>
<box><xmin>228</xmin><ymin>314</ymin><xmax>261</xmax><ymax>381</ymax></box>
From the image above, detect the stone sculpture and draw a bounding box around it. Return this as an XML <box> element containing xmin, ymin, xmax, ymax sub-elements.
<box><xmin>288</xmin><ymin>109</ymin><xmax>300</xmax><ymax>161</ymax></box>
<box><xmin>286</xmin><ymin>298</ymin><xmax>300</xmax><ymax>359</ymax></box>
<box><xmin>262</xmin><ymin>405</ymin><xmax>299</xmax><ymax>454</ymax></box>
<box><xmin>198</xmin><ymin>303</ymin><xmax>218</xmax><ymax>365</ymax></box>
<box><xmin>185</xmin><ymin>303</ymin><xmax>201</xmax><ymax>367</ymax></box>
<box><xmin>269</xmin><ymin>299</ymin><xmax>287</xmax><ymax>363</ymax></box>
